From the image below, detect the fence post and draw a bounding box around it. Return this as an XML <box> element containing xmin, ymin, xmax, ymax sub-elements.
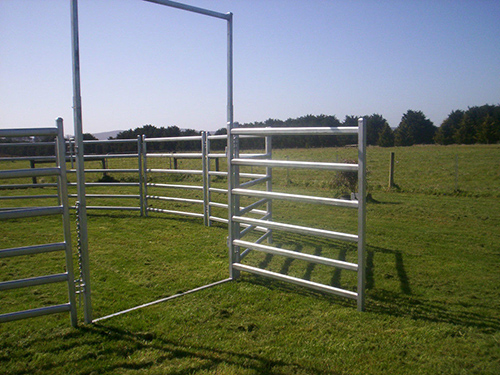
<box><xmin>357</xmin><ymin>117</ymin><xmax>367</xmax><ymax>312</ymax></box>
<box><xmin>142</xmin><ymin>135</ymin><xmax>148</xmax><ymax>217</ymax></box>
<box><xmin>201</xmin><ymin>132</ymin><xmax>209</xmax><ymax>226</ymax></box>
<box><xmin>138</xmin><ymin>135</ymin><xmax>144</xmax><ymax>216</ymax></box>
<box><xmin>265</xmin><ymin>134</ymin><xmax>273</xmax><ymax>244</ymax></box>
<box><xmin>389</xmin><ymin>151</ymin><xmax>395</xmax><ymax>189</ymax></box>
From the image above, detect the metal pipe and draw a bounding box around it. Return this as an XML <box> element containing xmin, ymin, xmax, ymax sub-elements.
<box><xmin>233</xmin><ymin>263</ymin><xmax>358</xmax><ymax>300</ymax></box>
<box><xmin>0</xmin><ymin>167</ymin><xmax>60</xmax><ymax>179</ymax></box>
<box><xmin>233</xmin><ymin>216</ymin><xmax>358</xmax><ymax>242</ymax></box>
<box><xmin>56</xmin><ymin>118</ymin><xmax>78</xmax><ymax>326</ymax></box>
<box><xmin>93</xmin><ymin>278</ymin><xmax>232</xmax><ymax>323</ymax></box>
<box><xmin>0</xmin><ymin>206</ymin><xmax>63</xmax><ymax>220</ymax></box>
<box><xmin>71</xmin><ymin>0</ymin><xmax>92</xmax><ymax>324</ymax></box>
<box><xmin>232</xmin><ymin>188</ymin><xmax>358</xmax><ymax>208</ymax></box>
<box><xmin>232</xmin><ymin>158</ymin><xmax>358</xmax><ymax>172</ymax></box>
<box><xmin>231</xmin><ymin>126</ymin><xmax>359</xmax><ymax>136</ymax></box>
<box><xmin>148</xmin><ymin>183</ymin><xmax>203</xmax><ymax>190</ymax></box>
<box><xmin>0</xmin><ymin>273</ymin><xmax>69</xmax><ymax>291</ymax></box>
<box><xmin>143</xmin><ymin>0</ymin><xmax>231</xmax><ymax>20</ymax></box>
<box><xmin>0</xmin><ymin>243</ymin><xmax>66</xmax><ymax>259</ymax></box>
<box><xmin>234</xmin><ymin>240</ymin><xmax>358</xmax><ymax>271</ymax></box>
<box><xmin>0</xmin><ymin>128</ymin><xmax>58</xmax><ymax>137</ymax></box>
<box><xmin>357</xmin><ymin>117</ymin><xmax>367</xmax><ymax>312</ymax></box>
<box><xmin>0</xmin><ymin>304</ymin><xmax>72</xmax><ymax>324</ymax></box>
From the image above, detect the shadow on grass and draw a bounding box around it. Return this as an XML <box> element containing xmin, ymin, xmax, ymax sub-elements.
<box><xmin>1</xmin><ymin>324</ymin><xmax>338</xmax><ymax>375</ymax></box>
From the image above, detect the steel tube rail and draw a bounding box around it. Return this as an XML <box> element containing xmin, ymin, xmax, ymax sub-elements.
<box><xmin>208</xmin><ymin>171</ymin><xmax>228</xmax><ymax>177</ymax></box>
<box><xmin>0</xmin><ymin>128</ymin><xmax>58</xmax><ymax>137</ymax></box>
<box><xmin>144</xmin><ymin>135</ymin><xmax>202</xmax><ymax>142</ymax></box>
<box><xmin>83</xmin><ymin>154</ymin><xmax>138</xmax><ymax>159</ymax></box>
<box><xmin>71</xmin><ymin>0</ymin><xmax>92</xmax><ymax>324</ymax></box>
<box><xmin>81</xmin><ymin>139</ymin><xmax>137</xmax><ymax>144</ymax></box>
<box><xmin>0</xmin><ymin>183</ymin><xmax>58</xmax><ymax>189</ymax></box>
<box><xmin>209</xmin><ymin>202</ymin><xmax>228</xmax><ymax>209</ymax></box>
<box><xmin>0</xmin><ymin>195</ymin><xmax>58</xmax><ymax>200</ymax></box>
<box><xmin>0</xmin><ymin>304</ymin><xmax>72</xmax><ymax>324</ymax></box>
<box><xmin>86</xmin><ymin>206</ymin><xmax>140</xmax><ymax>211</ymax></box>
<box><xmin>0</xmin><ymin>243</ymin><xmax>66</xmax><ymax>259</ymax></box>
<box><xmin>209</xmin><ymin>187</ymin><xmax>228</xmax><ymax>194</ymax></box>
<box><xmin>147</xmin><ymin>168</ymin><xmax>203</xmax><ymax>175</ymax></box>
<box><xmin>239</xmin><ymin>231</ymin><xmax>272</xmax><ymax>260</ymax></box>
<box><xmin>71</xmin><ymin>168</ymin><xmax>139</xmax><ymax>173</ymax></box>
<box><xmin>0</xmin><ymin>156</ymin><xmax>56</xmax><ymax>161</ymax></box>
<box><xmin>143</xmin><ymin>0</ymin><xmax>230</xmax><ymax>20</ymax></box>
<box><xmin>234</xmin><ymin>240</ymin><xmax>358</xmax><ymax>271</ymax></box>
<box><xmin>69</xmin><ymin>182</ymin><xmax>140</xmax><ymax>187</ymax></box>
<box><xmin>146</xmin><ymin>153</ymin><xmax>203</xmax><ymax>158</ymax></box>
<box><xmin>147</xmin><ymin>195</ymin><xmax>203</xmax><ymax>204</ymax></box>
<box><xmin>232</xmin><ymin>158</ymin><xmax>359</xmax><ymax>172</ymax></box>
<box><xmin>0</xmin><ymin>142</ymin><xmax>55</xmax><ymax>147</ymax></box>
<box><xmin>93</xmin><ymin>277</ymin><xmax>232</xmax><ymax>323</ymax></box>
<box><xmin>233</xmin><ymin>216</ymin><xmax>358</xmax><ymax>242</ymax></box>
<box><xmin>233</xmin><ymin>263</ymin><xmax>358</xmax><ymax>299</ymax></box>
<box><xmin>233</xmin><ymin>188</ymin><xmax>358</xmax><ymax>209</ymax></box>
<box><xmin>0</xmin><ymin>167</ymin><xmax>60</xmax><ymax>179</ymax></box>
<box><xmin>0</xmin><ymin>273</ymin><xmax>69</xmax><ymax>291</ymax></box>
<box><xmin>148</xmin><ymin>183</ymin><xmax>203</xmax><ymax>190</ymax></box>
<box><xmin>209</xmin><ymin>216</ymin><xmax>228</xmax><ymax>224</ymax></box>
<box><xmin>357</xmin><ymin>117</ymin><xmax>367</xmax><ymax>311</ymax></box>
<box><xmin>69</xmin><ymin>194</ymin><xmax>141</xmax><ymax>199</ymax></box>
<box><xmin>0</xmin><ymin>206</ymin><xmax>63</xmax><ymax>220</ymax></box>
<box><xmin>239</xmin><ymin>176</ymin><xmax>271</xmax><ymax>189</ymax></box>
<box><xmin>240</xmin><ymin>173</ymin><xmax>267</xmax><ymax>179</ymax></box>
<box><xmin>238</xmin><ymin>198</ymin><xmax>269</xmax><ymax>216</ymax></box>
<box><xmin>147</xmin><ymin>207</ymin><xmax>204</xmax><ymax>218</ymax></box>
<box><xmin>231</xmin><ymin>126</ymin><xmax>359</xmax><ymax>136</ymax></box>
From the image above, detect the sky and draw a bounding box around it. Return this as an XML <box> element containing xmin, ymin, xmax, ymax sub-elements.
<box><xmin>1</xmin><ymin>0</ymin><xmax>499</xmax><ymax>136</ymax></box>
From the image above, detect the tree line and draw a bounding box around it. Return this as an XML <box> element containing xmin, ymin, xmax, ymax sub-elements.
<box><xmin>1</xmin><ymin>104</ymin><xmax>498</xmax><ymax>156</ymax></box>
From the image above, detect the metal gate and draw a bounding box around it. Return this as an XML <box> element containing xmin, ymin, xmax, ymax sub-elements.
<box><xmin>0</xmin><ymin>119</ymin><xmax>78</xmax><ymax>326</ymax></box>
<box><xmin>227</xmin><ymin>119</ymin><xmax>367</xmax><ymax>311</ymax></box>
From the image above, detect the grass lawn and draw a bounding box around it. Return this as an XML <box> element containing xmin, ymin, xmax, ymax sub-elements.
<box><xmin>0</xmin><ymin>144</ymin><xmax>499</xmax><ymax>374</ymax></box>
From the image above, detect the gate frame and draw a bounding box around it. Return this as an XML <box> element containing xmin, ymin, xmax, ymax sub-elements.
<box><xmin>70</xmin><ymin>0</ymin><xmax>234</xmax><ymax>323</ymax></box>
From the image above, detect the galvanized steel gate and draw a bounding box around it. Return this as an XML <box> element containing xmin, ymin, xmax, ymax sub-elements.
<box><xmin>227</xmin><ymin>119</ymin><xmax>367</xmax><ymax>311</ymax></box>
<box><xmin>0</xmin><ymin>120</ymin><xmax>78</xmax><ymax>326</ymax></box>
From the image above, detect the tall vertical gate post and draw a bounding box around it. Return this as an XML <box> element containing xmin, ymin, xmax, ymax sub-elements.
<box><xmin>265</xmin><ymin>135</ymin><xmax>273</xmax><ymax>244</ymax></box>
<box><xmin>201</xmin><ymin>131</ymin><xmax>209</xmax><ymax>226</ymax></box>
<box><xmin>138</xmin><ymin>135</ymin><xmax>145</xmax><ymax>216</ymax></box>
<box><xmin>226</xmin><ymin>12</ymin><xmax>240</xmax><ymax>279</ymax></box>
<box><xmin>142</xmin><ymin>135</ymin><xmax>149</xmax><ymax>216</ymax></box>
<box><xmin>357</xmin><ymin>117</ymin><xmax>367</xmax><ymax>311</ymax></box>
<box><xmin>71</xmin><ymin>0</ymin><xmax>92</xmax><ymax>324</ymax></box>
<box><xmin>56</xmin><ymin>118</ymin><xmax>78</xmax><ymax>327</ymax></box>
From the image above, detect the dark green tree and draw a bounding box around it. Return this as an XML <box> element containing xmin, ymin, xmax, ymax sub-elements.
<box><xmin>395</xmin><ymin>110</ymin><xmax>436</xmax><ymax>146</ymax></box>
<box><xmin>377</xmin><ymin>124</ymin><xmax>395</xmax><ymax>147</ymax></box>
<box><xmin>434</xmin><ymin>110</ymin><xmax>464</xmax><ymax>145</ymax></box>
<box><xmin>366</xmin><ymin>114</ymin><xmax>389</xmax><ymax>146</ymax></box>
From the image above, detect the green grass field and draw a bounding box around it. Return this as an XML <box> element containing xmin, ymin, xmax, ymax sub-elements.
<box><xmin>1</xmin><ymin>144</ymin><xmax>499</xmax><ymax>374</ymax></box>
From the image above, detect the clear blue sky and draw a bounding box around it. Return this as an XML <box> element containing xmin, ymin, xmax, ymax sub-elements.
<box><xmin>1</xmin><ymin>0</ymin><xmax>499</xmax><ymax>135</ymax></box>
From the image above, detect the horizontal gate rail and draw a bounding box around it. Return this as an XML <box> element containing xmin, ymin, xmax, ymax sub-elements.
<box><xmin>234</xmin><ymin>240</ymin><xmax>358</xmax><ymax>271</ymax></box>
<box><xmin>231</xmin><ymin>126</ymin><xmax>358</xmax><ymax>136</ymax></box>
<box><xmin>148</xmin><ymin>183</ymin><xmax>203</xmax><ymax>190</ymax></box>
<box><xmin>0</xmin><ymin>194</ymin><xmax>58</xmax><ymax>200</ymax></box>
<box><xmin>0</xmin><ymin>273</ymin><xmax>69</xmax><ymax>291</ymax></box>
<box><xmin>0</xmin><ymin>304</ymin><xmax>72</xmax><ymax>324</ymax></box>
<box><xmin>233</xmin><ymin>215</ymin><xmax>358</xmax><ymax>243</ymax></box>
<box><xmin>0</xmin><ymin>243</ymin><xmax>66</xmax><ymax>258</ymax></box>
<box><xmin>232</xmin><ymin>263</ymin><xmax>358</xmax><ymax>299</ymax></box>
<box><xmin>0</xmin><ymin>167</ymin><xmax>60</xmax><ymax>179</ymax></box>
<box><xmin>147</xmin><ymin>195</ymin><xmax>203</xmax><ymax>204</ymax></box>
<box><xmin>0</xmin><ymin>206</ymin><xmax>63</xmax><ymax>219</ymax></box>
<box><xmin>147</xmin><ymin>207</ymin><xmax>204</xmax><ymax>218</ymax></box>
<box><xmin>232</xmin><ymin>158</ymin><xmax>358</xmax><ymax>171</ymax></box>
<box><xmin>0</xmin><ymin>127</ymin><xmax>58</xmax><ymax>137</ymax></box>
<box><xmin>233</xmin><ymin>188</ymin><xmax>358</xmax><ymax>208</ymax></box>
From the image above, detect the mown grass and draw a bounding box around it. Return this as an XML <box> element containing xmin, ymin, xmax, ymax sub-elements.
<box><xmin>0</xmin><ymin>144</ymin><xmax>499</xmax><ymax>374</ymax></box>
